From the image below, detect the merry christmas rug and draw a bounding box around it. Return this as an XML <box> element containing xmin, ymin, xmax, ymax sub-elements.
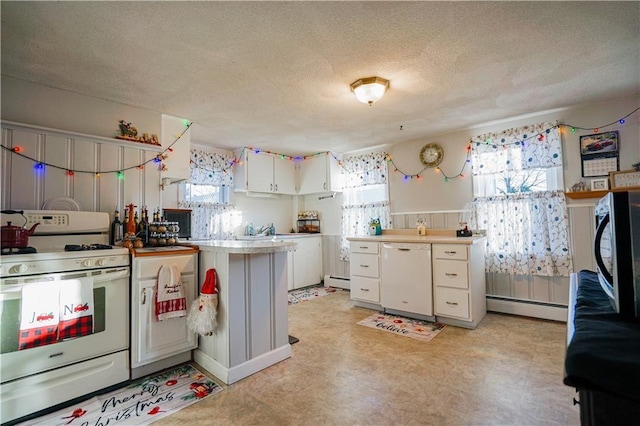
<box><xmin>288</xmin><ymin>285</ymin><xmax>343</xmax><ymax>305</ymax></box>
<box><xmin>357</xmin><ymin>313</ymin><xmax>446</xmax><ymax>342</ymax></box>
<box><xmin>21</xmin><ymin>364</ymin><xmax>223</xmax><ymax>425</ymax></box>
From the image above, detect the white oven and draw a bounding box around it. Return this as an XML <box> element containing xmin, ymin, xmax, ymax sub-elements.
<box><xmin>0</xmin><ymin>210</ymin><xmax>131</xmax><ymax>424</ymax></box>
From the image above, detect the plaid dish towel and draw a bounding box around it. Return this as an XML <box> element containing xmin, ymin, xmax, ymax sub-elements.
<box><xmin>59</xmin><ymin>277</ymin><xmax>94</xmax><ymax>340</ymax></box>
<box><xmin>155</xmin><ymin>264</ymin><xmax>187</xmax><ymax>321</ymax></box>
<box><xmin>19</xmin><ymin>282</ymin><xmax>60</xmax><ymax>350</ymax></box>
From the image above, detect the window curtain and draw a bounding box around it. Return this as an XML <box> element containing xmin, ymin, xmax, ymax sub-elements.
<box><xmin>340</xmin><ymin>152</ymin><xmax>391</xmax><ymax>261</ymax></box>
<box><xmin>178</xmin><ymin>148</ymin><xmax>238</xmax><ymax>240</ymax></box>
<box><xmin>470</xmin><ymin>123</ymin><xmax>573</xmax><ymax>277</ymax></box>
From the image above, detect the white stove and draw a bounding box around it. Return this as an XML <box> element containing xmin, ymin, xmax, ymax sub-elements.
<box><xmin>0</xmin><ymin>210</ymin><xmax>131</xmax><ymax>424</ymax></box>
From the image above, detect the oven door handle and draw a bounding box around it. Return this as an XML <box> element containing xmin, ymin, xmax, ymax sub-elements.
<box><xmin>60</xmin><ymin>267</ymin><xmax>130</xmax><ymax>283</ymax></box>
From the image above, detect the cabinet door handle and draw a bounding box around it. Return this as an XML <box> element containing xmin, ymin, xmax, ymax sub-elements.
<box><xmin>445</xmin><ymin>273</ymin><xmax>458</xmax><ymax>277</ymax></box>
<box><xmin>141</xmin><ymin>288</ymin><xmax>147</xmax><ymax>305</ymax></box>
<box><xmin>359</xmin><ymin>246</ymin><xmax>369</xmax><ymax>249</ymax></box>
<box><xmin>402</xmin><ymin>300</ymin><xmax>408</xmax><ymax>304</ymax></box>
<box><xmin>360</xmin><ymin>264</ymin><xmax>369</xmax><ymax>268</ymax></box>
<box><xmin>275</xmin><ymin>184</ymin><xmax>278</xmax><ymax>191</ymax></box>
<box><xmin>323</xmin><ymin>182</ymin><xmax>327</xmax><ymax>190</ymax></box>
<box><xmin>398</xmin><ymin>248</ymin><xmax>410</xmax><ymax>251</ymax></box>
<box><xmin>445</xmin><ymin>301</ymin><xmax>458</xmax><ymax>306</ymax></box>
<box><xmin>360</xmin><ymin>288</ymin><xmax>370</xmax><ymax>292</ymax></box>
<box><xmin>270</xmin><ymin>183</ymin><xmax>273</xmax><ymax>191</ymax></box>
<box><xmin>444</xmin><ymin>251</ymin><xmax>457</xmax><ymax>255</ymax></box>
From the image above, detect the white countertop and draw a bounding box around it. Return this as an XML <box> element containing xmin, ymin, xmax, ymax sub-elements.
<box><xmin>191</xmin><ymin>239</ymin><xmax>297</xmax><ymax>254</ymax></box>
<box><xmin>347</xmin><ymin>229</ymin><xmax>486</xmax><ymax>245</ymax></box>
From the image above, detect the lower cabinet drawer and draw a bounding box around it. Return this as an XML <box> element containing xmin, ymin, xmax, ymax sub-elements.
<box><xmin>433</xmin><ymin>259</ymin><xmax>469</xmax><ymax>289</ymax></box>
<box><xmin>350</xmin><ymin>276</ymin><xmax>380</xmax><ymax>303</ymax></box>
<box><xmin>435</xmin><ymin>287</ymin><xmax>470</xmax><ymax>319</ymax></box>
<box><xmin>350</xmin><ymin>253</ymin><xmax>379</xmax><ymax>278</ymax></box>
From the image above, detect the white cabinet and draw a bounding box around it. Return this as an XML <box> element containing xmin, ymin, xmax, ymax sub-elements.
<box><xmin>161</xmin><ymin>114</ymin><xmax>191</xmax><ymax>184</ymax></box>
<box><xmin>381</xmin><ymin>243</ymin><xmax>433</xmax><ymax>317</ymax></box>
<box><xmin>292</xmin><ymin>236</ymin><xmax>323</xmax><ymax>290</ymax></box>
<box><xmin>131</xmin><ymin>251</ymin><xmax>198</xmax><ymax>372</ymax></box>
<box><xmin>433</xmin><ymin>243</ymin><xmax>486</xmax><ymax>329</ymax></box>
<box><xmin>349</xmin><ymin>241</ymin><xmax>380</xmax><ymax>304</ymax></box>
<box><xmin>298</xmin><ymin>153</ymin><xmax>343</xmax><ymax>194</ymax></box>
<box><xmin>234</xmin><ymin>148</ymin><xmax>297</xmax><ymax>194</ymax></box>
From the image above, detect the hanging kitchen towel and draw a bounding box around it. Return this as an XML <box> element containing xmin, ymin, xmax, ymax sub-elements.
<box><xmin>58</xmin><ymin>277</ymin><xmax>95</xmax><ymax>340</ymax></box>
<box><xmin>155</xmin><ymin>264</ymin><xmax>187</xmax><ymax>321</ymax></box>
<box><xmin>18</xmin><ymin>282</ymin><xmax>60</xmax><ymax>350</ymax></box>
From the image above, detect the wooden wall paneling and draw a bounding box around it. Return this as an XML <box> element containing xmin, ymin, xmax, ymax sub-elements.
<box><xmin>72</xmin><ymin>138</ymin><xmax>98</xmax><ymax>212</ymax></box>
<box><xmin>512</xmin><ymin>274</ymin><xmax>530</xmax><ymax>299</ymax></box>
<box><xmin>143</xmin><ymin>150</ymin><xmax>161</xmax><ymax>212</ymax></box>
<box><xmin>98</xmin><ymin>144</ymin><xmax>122</xmax><ymax>216</ymax></box>
<box><xmin>531</xmin><ymin>275</ymin><xmax>551</xmax><ymax>302</ymax></box>
<box><xmin>1</xmin><ymin>129</ymin><xmax>13</xmax><ymax>208</ymax></box>
<box><xmin>551</xmin><ymin>276</ymin><xmax>570</xmax><ymax>305</ymax></box>
<box><xmin>489</xmin><ymin>273</ymin><xmax>512</xmax><ymax>297</ymax></box>
<box><xmin>9</xmin><ymin>130</ymin><xmax>40</xmax><ymax>209</ymax></box>
<box><xmin>42</xmin><ymin>134</ymin><xmax>70</xmax><ymax>206</ymax></box>
<box><xmin>122</xmin><ymin>147</ymin><xmax>143</xmax><ymax>212</ymax></box>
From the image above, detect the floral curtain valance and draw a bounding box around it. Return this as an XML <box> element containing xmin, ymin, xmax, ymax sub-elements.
<box><xmin>189</xmin><ymin>149</ymin><xmax>234</xmax><ymax>186</ymax></box>
<box><xmin>471</xmin><ymin>122</ymin><xmax>562</xmax><ymax>175</ymax></box>
<box><xmin>342</xmin><ymin>152</ymin><xmax>389</xmax><ymax>188</ymax></box>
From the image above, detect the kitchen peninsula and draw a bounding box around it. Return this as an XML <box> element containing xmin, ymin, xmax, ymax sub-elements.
<box><xmin>348</xmin><ymin>229</ymin><xmax>487</xmax><ymax>328</ymax></box>
<box><xmin>191</xmin><ymin>240</ymin><xmax>296</xmax><ymax>384</ymax></box>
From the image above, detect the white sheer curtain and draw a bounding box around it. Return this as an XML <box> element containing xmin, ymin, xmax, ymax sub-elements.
<box><xmin>470</xmin><ymin>122</ymin><xmax>573</xmax><ymax>277</ymax></box>
<box><xmin>340</xmin><ymin>152</ymin><xmax>391</xmax><ymax>261</ymax></box>
<box><xmin>178</xmin><ymin>148</ymin><xmax>239</xmax><ymax>240</ymax></box>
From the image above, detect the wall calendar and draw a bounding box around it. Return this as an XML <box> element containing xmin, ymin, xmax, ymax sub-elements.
<box><xmin>580</xmin><ymin>131</ymin><xmax>620</xmax><ymax>177</ymax></box>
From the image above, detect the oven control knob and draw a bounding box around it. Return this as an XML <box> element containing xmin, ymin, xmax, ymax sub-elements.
<box><xmin>96</xmin><ymin>258</ymin><xmax>108</xmax><ymax>266</ymax></box>
<box><xmin>10</xmin><ymin>264</ymin><xmax>28</xmax><ymax>274</ymax></box>
<box><xmin>82</xmin><ymin>259</ymin><xmax>92</xmax><ymax>267</ymax></box>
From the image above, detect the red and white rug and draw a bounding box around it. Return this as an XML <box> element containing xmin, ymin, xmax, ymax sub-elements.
<box><xmin>21</xmin><ymin>364</ymin><xmax>222</xmax><ymax>425</ymax></box>
<box><xmin>357</xmin><ymin>313</ymin><xmax>446</xmax><ymax>342</ymax></box>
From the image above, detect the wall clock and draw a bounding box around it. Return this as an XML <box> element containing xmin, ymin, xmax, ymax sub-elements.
<box><xmin>419</xmin><ymin>143</ymin><xmax>444</xmax><ymax>167</ymax></box>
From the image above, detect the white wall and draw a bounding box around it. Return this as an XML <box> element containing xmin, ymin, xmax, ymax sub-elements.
<box><xmin>1</xmin><ymin>76</ymin><xmax>160</xmax><ymax>139</ymax></box>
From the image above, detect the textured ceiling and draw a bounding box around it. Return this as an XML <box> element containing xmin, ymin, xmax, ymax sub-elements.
<box><xmin>1</xmin><ymin>1</ymin><xmax>639</xmax><ymax>155</ymax></box>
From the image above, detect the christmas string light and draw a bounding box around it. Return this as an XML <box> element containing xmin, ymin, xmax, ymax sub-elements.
<box><xmin>1</xmin><ymin>121</ymin><xmax>193</xmax><ymax>176</ymax></box>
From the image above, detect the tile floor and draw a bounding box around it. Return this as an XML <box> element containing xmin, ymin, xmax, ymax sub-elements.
<box><xmin>156</xmin><ymin>290</ymin><xmax>581</xmax><ymax>425</ymax></box>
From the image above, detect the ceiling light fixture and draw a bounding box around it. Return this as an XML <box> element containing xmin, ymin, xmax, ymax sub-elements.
<box><xmin>350</xmin><ymin>76</ymin><xmax>389</xmax><ymax>106</ymax></box>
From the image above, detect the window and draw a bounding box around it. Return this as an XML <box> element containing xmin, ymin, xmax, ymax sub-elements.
<box><xmin>178</xmin><ymin>149</ymin><xmax>238</xmax><ymax>240</ymax></box>
<box><xmin>470</xmin><ymin>123</ymin><xmax>573</xmax><ymax>277</ymax></box>
<box><xmin>340</xmin><ymin>152</ymin><xmax>391</xmax><ymax>260</ymax></box>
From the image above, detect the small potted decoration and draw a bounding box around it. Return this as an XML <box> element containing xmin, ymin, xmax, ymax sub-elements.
<box><xmin>369</xmin><ymin>218</ymin><xmax>382</xmax><ymax>236</ymax></box>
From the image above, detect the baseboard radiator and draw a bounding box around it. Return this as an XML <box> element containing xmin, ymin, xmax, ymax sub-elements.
<box><xmin>486</xmin><ymin>295</ymin><xmax>568</xmax><ymax>322</ymax></box>
<box><xmin>323</xmin><ymin>275</ymin><xmax>350</xmax><ymax>290</ymax></box>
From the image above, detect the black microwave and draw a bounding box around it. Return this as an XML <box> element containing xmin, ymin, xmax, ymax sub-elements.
<box><xmin>163</xmin><ymin>208</ymin><xmax>192</xmax><ymax>240</ymax></box>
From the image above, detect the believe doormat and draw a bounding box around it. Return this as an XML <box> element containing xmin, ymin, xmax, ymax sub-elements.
<box><xmin>288</xmin><ymin>284</ymin><xmax>342</xmax><ymax>305</ymax></box>
<box><xmin>357</xmin><ymin>313</ymin><xmax>446</xmax><ymax>342</ymax></box>
<box><xmin>21</xmin><ymin>364</ymin><xmax>223</xmax><ymax>425</ymax></box>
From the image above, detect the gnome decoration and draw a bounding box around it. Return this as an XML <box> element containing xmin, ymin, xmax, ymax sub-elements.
<box><xmin>187</xmin><ymin>268</ymin><xmax>219</xmax><ymax>336</ymax></box>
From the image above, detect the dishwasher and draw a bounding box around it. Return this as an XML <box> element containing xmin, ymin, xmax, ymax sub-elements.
<box><xmin>381</xmin><ymin>243</ymin><xmax>433</xmax><ymax>317</ymax></box>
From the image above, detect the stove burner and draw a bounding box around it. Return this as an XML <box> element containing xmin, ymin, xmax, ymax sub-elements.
<box><xmin>64</xmin><ymin>244</ymin><xmax>114</xmax><ymax>251</ymax></box>
<box><xmin>1</xmin><ymin>246</ymin><xmax>38</xmax><ymax>255</ymax></box>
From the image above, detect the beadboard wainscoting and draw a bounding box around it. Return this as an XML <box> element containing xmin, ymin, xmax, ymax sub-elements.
<box><xmin>1</xmin><ymin>122</ymin><xmax>163</xmax><ymax>213</ymax></box>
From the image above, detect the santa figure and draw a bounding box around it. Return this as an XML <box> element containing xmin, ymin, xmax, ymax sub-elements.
<box><xmin>187</xmin><ymin>268</ymin><xmax>218</xmax><ymax>336</ymax></box>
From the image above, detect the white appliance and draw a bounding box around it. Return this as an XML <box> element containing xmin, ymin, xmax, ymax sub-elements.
<box><xmin>381</xmin><ymin>243</ymin><xmax>433</xmax><ymax>318</ymax></box>
<box><xmin>0</xmin><ymin>210</ymin><xmax>130</xmax><ymax>424</ymax></box>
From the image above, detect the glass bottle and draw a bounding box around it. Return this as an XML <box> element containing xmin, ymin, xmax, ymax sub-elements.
<box><xmin>110</xmin><ymin>208</ymin><xmax>123</xmax><ymax>245</ymax></box>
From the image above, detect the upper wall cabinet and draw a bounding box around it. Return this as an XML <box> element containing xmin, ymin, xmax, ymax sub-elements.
<box><xmin>233</xmin><ymin>148</ymin><xmax>297</xmax><ymax>195</ymax></box>
<box><xmin>161</xmin><ymin>115</ymin><xmax>191</xmax><ymax>184</ymax></box>
<box><xmin>298</xmin><ymin>153</ymin><xmax>343</xmax><ymax>195</ymax></box>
